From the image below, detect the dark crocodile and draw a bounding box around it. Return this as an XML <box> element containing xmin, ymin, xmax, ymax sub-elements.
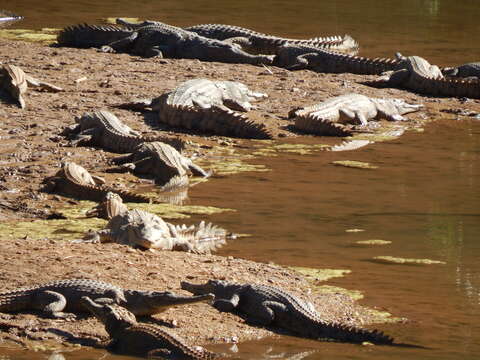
<box><xmin>42</xmin><ymin>161</ymin><xmax>152</xmax><ymax>203</ymax></box>
<box><xmin>82</xmin><ymin>194</ymin><xmax>233</xmax><ymax>253</ymax></box>
<box><xmin>289</xmin><ymin>93</ymin><xmax>423</xmax><ymax>136</ymax></box>
<box><xmin>81</xmin><ymin>296</ymin><xmax>218</xmax><ymax>359</ymax></box>
<box><xmin>0</xmin><ymin>10</ymin><xmax>23</xmax><ymax>28</ymax></box>
<box><xmin>366</xmin><ymin>53</ymin><xmax>480</xmax><ymax>99</ymax></box>
<box><xmin>443</xmin><ymin>62</ymin><xmax>480</xmax><ymax>78</ymax></box>
<box><xmin>116</xmin><ymin>19</ymin><xmax>358</xmax><ymax>56</ymax></box>
<box><xmin>181</xmin><ymin>280</ymin><xmax>394</xmax><ymax>345</ymax></box>
<box><xmin>0</xmin><ymin>278</ymin><xmax>213</xmax><ymax>319</ymax></box>
<box><xmin>274</xmin><ymin>44</ymin><xmax>402</xmax><ymax>74</ymax></box>
<box><xmin>146</xmin><ymin>78</ymin><xmax>272</xmax><ymax>139</ymax></box>
<box><xmin>111</xmin><ymin>141</ymin><xmax>210</xmax><ymax>189</ymax></box>
<box><xmin>62</xmin><ymin>110</ymin><xmax>184</xmax><ymax>153</ymax></box>
<box><xmin>57</xmin><ymin>22</ymin><xmax>274</xmax><ymax>65</ymax></box>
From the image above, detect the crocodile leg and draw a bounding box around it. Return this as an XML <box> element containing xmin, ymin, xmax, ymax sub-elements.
<box><xmin>188</xmin><ymin>163</ymin><xmax>211</xmax><ymax>177</ymax></box>
<box><xmin>32</xmin><ymin>290</ymin><xmax>74</xmax><ymax>319</ymax></box>
<box><xmin>212</xmin><ymin>293</ymin><xmax>240</xmax><ymax>312</ymax></box>
<box><xmin>101</xmin><ymin>32</ymin><xmax>139</xmax><ymax>53</ymax></box>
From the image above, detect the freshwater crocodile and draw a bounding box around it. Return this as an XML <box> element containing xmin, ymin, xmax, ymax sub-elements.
<box><xmin>81</xmin><ymin>296</ymin><xmax>218</xmax><ymax>359</ymax></box>
<box><xmin>289</xmin><ymin>93</ymin><xmax>423</xmax><ymax>136</ymax></box>
<box><xmin>116</xmin><ymin>18</ymin><xmax>359</xmax><ymax>55</ymax></box>
<box><xmin>0</xmin><ymin>10</ymin><xmax>23</xmax><ymax>28</ymax></box>
<box><xmin>442</xmin><ymin>62</ymin><xmax>480</xmax><ymax>79</ymax></box>
<box><xmin>42</xmin><ymin>162</ymin><xmax>152</xmax><ymax>203</ymax></box>
<box><xmin>0</xmin><ymin>64</ymin><xmax>63</xmax><ymax>109</ymax></box>
<box><xmin>366</xmin><ymin>53</ymin><xmax>480</xmax><ymax>99</ymax></box>
<box><xmin>146</xmin><ymin>78</ymin><xmax>272</xmax><ymax>139</ymax></box>
<box><xmin>274</xmin><ymin>44</ymin><xmax>402</xmax><ymax>74</ymax></box>
<box><xmin>57</xmin><ymin>22</ymin><xmax>274</xmax><ymax>65</ymax></box>
<box><xmin>62</xmin><ymin>110</ymin><xmax>184</xmax><ymax>153</ymax></box>
<box><xmin>110</xmin><ymin>141</ymin><xmax>210</xmax><ymax>189</ymax></box>
<box><xmin>181</xmin><ymin>280</ymin><xmax>394</xmax><ymax>345</ymax></box>
<box><xmin>0</xmin><ymin>278</ymin><xmax>213</xmax><ymax>319</ymax></box>
<box><xmin>83</xmin><ymin>195</ymin><xmax>233</xmax><ymax>252</ymax></box>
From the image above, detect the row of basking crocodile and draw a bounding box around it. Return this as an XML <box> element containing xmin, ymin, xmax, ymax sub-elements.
<box><xmin>1</xmin><ymin>12</ymin><xmax>476</xmax><ymax>358</ymax></box>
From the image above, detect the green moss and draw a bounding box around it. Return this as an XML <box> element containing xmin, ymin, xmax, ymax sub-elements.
<box><xmin>362</xmin><ymin>309</ymin><xmax>406</xmax><ymax>324</ymax></box>
<box><xmin>313</xmin><ymin>285</ymin><xmax>364</xmax><ymax>301</ymax></box>
<box><xmin>345</xmin><ymin>228</ymin><xmax>365</xmax><ymax>233</ymax></box>
<box><xmin>332</xmin><ymin>160</ymin><xmax>378</xmax><ymax>169</ymax></box>
<box><xmin>0</xmin><ymin>218</ymin><xmax>105</xmax><ymax>241</ymax></box>
<box><xmin>0</xmin><ymin>29</ymin><xmax>59</xmax><ymax>43</ymax></box>
<box><xmin>356</xmin><ymin>239</ymin><xmax>392</xmax><ymax>246</ymax></box>
<box><xmin>291</xmin><ymin>266</ymin><xmax>351</xmax><ymax>282</ymax></box>
<box><xmin>372</xmin><ymin>256</ymin><xmax>446</xmax><ymax>265</ymax></box>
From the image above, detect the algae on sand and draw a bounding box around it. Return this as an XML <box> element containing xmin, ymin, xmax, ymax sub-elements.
<box><xmin>0</xmin><ymin>29</ymin><xmax>58</xmax><ymax>43</ymax></box>
<box><xmin>291</xmin><ymin>266</ymin><xmax>351</xmax><ymax>282</ymax></box>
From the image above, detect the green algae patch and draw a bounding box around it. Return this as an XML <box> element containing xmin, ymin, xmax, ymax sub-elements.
<box><xmin>314</xmin><ymin>285</ymin><xmax>364</xmax><ymax>301</ymax></box>
<box><xmin>199</xmin><ymin>158</ymin><xmax>270</xmax><ymax>176</ymax></box>
<box><xmin>332</xmin><ymin>160</ymin><xmax>378</xmax><ymax>169</ymax></box>
<box><xmin>104</xmin><ymin>17</ymin><xmax>140</xmax><ymax>24</ymax></box>
<box><xmin>362</xmin><ymin>308</ymin><xmax>406</xmax><ymax>325</ymax></box>
<box><xmin>0</xmin><ymin>29</ymin><xmax>59</xmax><ymax>43</ymax></box>
<box><xmin>356</xmin><ymin>239</ymin><xmax>392</xmax><ymax>246</ymax></box>
<box><xmin>345</xmin><ymin>228</ymin><xmax>365</xmax><ymax>233</ymax></box>
<box><xmin>291</xmin><ymin>267</ymin><xmax>351</xmax><ymax>282</ymax></box>
<box><xmin>372</xmin><ymin>256</ymin><xmax>446</xmax><ymax>265</ymax></box>
<box><xmin>0</xmin><ymin>217</ymin><xmax>105</xmax><ymax>241</ymax></box>
<box><xmin>131</xmin><ymin>203</ymin><xmax>235</xmax><ymax>219</ymax></box>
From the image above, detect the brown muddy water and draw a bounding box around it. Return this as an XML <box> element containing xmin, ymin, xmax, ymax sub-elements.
<box><xmin>2</xmin><ymin>0</ymin><xmax>480</xmax><ymax>359</ymax></box>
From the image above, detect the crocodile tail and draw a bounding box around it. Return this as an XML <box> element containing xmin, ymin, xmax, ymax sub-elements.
<box><xmin>294</xmin><ymin>115</ymin><xmax>352</xmax><ymax>136</ymax></box>
<box><xmin>141</xmin><ymin>134</ymin><xmax>186</xmax><ymax>152</ymax></box>
<box><xmin>318</xmin><ymin>322</ymin><xmax>394</xmax><ymax>345</ymax></box>
<box><xmin>160</xmin><ymin>104</ymin><xmax>273</xmax><ymax>139</ymax></box>
<box><xmin>57</xmin><ymin>23</ymin><xmax>133</xmax><ymax>48</ymax></box>
<box><xmin>428</xmin><ymin>77</ymin><xmax>480</xmax><ymax>99</ymax></box>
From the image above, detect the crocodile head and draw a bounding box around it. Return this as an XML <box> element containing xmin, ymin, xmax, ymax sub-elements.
<box><xmin>80</xmin><ymin>296</ymin><xmax>136</xmax><ymax>328</ymax></box>
<box><xmin>123</xmin><ymin>210</ymin><xmax>173</xmax><ymax>249</ymax></box>
<box><xmin>373</xmin><ymin>98</ymin><xmax>424</xmax><ymax>121</ymax></box>
<box><xmin>125</xmin><ymin>290</ymin><xmax>214</xmax><ymax>315</ymax></box>
<box><xmin>181</xmin><ymin>279</ymin><xmax>242</xmax><ymax>299</ymax></box>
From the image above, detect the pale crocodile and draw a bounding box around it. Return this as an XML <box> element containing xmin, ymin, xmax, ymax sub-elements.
<box><xmin>81</xmin><ymin>296</ymin><xmax>218</xmax><ymax>359</ymax></box>
<box><xmin>82</xmin><ymin>194</ymin><xmax>233</xmax><ymax>253</ymax></box>
<box><xmin>0</xmin><ymin>64</ymin><xmax>63</xmax><ymax>109</ymax></box>
<box><xmin>110</xmin><ymin>141</ymin><xmax>210</xmax><ymax>189</ymax></box>
<box><xmin>366</xmin><ymin>53</ymin><xmax>480</xmax><ymax>99</ymax></box>
<box><xmin>116</xmin><ymin>18</ymin><xmax>359</xmax><ymax>55</ymax></box>
<box><xmin>62</xmin><ymin>110</ymin><xmax>184</xmax><ymax>153</ymax></box>
<box><xmin>146</xmin><ymin>78</ymin><xmax>273</xmax><ymax>139</ymax></box>
<box><xmin>182</xmin><ymin>279</ymin><xmax>394</xmax><ymax>345</ymax></box>
<box><xmin>0</xmin><ymin>278</ymin><xmax>213</xmax><ymax>319</ymax></box>
<box><xmin>0</xmin><ymin>10</ymin><xmax>23</xmax><ymax>28</ymax></box>
<box><xmin>42</xmin><ymin>162</ymin><xmax>151</xmax><ymax>203</ymax></box>
<box><xmin>289</xmin><ymin>93</ymin><xmax>423</xmax><ymax>136</ymax></box>
<box><xmin>57</xmin><ymin>22</ymin><xmax>274</xmax><ymax>65</ymax></box>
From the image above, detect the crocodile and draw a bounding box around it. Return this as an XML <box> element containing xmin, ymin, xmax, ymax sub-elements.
<box><xmin>57</xmin><ymin>22</ymin><xmax>274</xmax><ymax>65</ymax></box>
<box><xmin>289</xmin><ymin>93</ymin><xmax>423</xmax><ymax>136</ymax></box>
<box><xmin>144</xmin><ymin>78</ymin><xmax>272</xmax><ymax>139</ymax></box>
<box><xmin>181</xmin><ymin>279</ymin><xmax>394</xmax><ymax>345</ymax></box>
<box><xmin>82</xmin><ymin>198</ymin><xmax>233</xmax><ymax>252</ymax></box>
<box><xmin>42</xmin><ymin>161</ymin><xmax>152</xmax><ymax>203</ymax></box>
<box><xmin>110</xmin><ymin>141</ymin><xmax>210</xmax><ymax>189</ymax></box>
<box><xmin>116</xmin><ymin>18</ymin><xmax>359</xmax><ymax>56</ymax></box>
<box><xmin>274</xmin><ymin>44</ymin><xmax>402</xmax><ymax>74</ymax></box>
<box><xmin>442</xmin><ymin>62</ymin><xmax>480</xmax><ymax>79</ymax></box>
<box><xmin>0</xmin><ymin>278</ymin><xmax>213</xmax><ymax>319</ymax></box>
<box><xmin>0</xmin><ymin>10</ymin><xmax>23</xmax><ymax>28</ymax></box>
<box><xmin>81</xmin><ymin>296</ymin><xmax>218</xmax><ymax>359</ymax></box>
<box><xmin>0</xmin><ymin>64</ymin><xmax>63</xmax><ymax>109</ymax></box>
<box><xmin>366</xmin><ymin>53</ymin><xmax>480</xmax><ymax>99</ymax></box>
<box><xmin>63</xmin><ymin>110</ymin><xmax>183</xmax><ymax>153</ymax></box>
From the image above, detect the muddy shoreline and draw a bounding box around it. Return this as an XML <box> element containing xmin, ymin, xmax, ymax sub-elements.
<box><xmin>0</xmin><ymin>38</ymin><xmax>478</xmax><ymax>353</ymax></box>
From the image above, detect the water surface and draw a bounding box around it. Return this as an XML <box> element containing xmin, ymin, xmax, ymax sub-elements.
<box><xmin>1</xmin><ymin>0</ymin><xmax>480</xmax><ymax>359</ymax></box>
